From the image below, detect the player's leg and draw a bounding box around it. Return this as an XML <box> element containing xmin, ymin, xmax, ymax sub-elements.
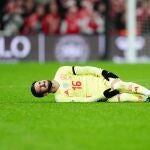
<box><xmin>110</xmin><ymin>79</ymin><xmax>150</xmax><ymax>96</ymax></box>
<box><xmin>107</xmin><ymin>93</ymin><xmax>146</xmax><ymax>102</ymax></box>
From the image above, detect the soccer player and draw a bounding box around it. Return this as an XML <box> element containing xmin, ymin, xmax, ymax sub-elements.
<box><xmin>31</xmin><ymin>66</ymin><xmax>150</xmax><ymax>102</ymax></box>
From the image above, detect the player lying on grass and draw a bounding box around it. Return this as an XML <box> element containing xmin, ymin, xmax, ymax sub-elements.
<box><xmin>31</xmin><ymin>66</ymin><xmax>150</xmax><ymax>102</ymax></box>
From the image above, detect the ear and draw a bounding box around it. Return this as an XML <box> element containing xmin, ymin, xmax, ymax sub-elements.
<box><xmin>43</xmin><ymin>92</ymin><xmax>49</xmax><ymax>96</ymax></box>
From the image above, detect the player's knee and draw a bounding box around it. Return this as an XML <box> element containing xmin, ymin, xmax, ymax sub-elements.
<box><xmin>111</xmin><ymin>79</ymin><xmax>123</xmax><ymax>90</ymax></box>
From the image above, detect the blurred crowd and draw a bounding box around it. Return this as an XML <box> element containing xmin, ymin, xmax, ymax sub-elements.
<box><xmin>0</xmin><ymin>0</ymin><xmax>105</xmax><ymax>36</ymax></box>
<box><xmin>110</xmin><ymin>0</ymin><xmax>150</xmax><ymax>35</ymax></box>
<box><xmin>0</xmin><ymin>0</ymin><xmax>150</xmax><ymax>36</ymax></box>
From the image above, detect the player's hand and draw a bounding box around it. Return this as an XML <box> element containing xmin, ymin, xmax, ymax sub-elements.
<box><xmin>102</xmin><ymin>70</ymin><xmax>119</xmax><ymax>81</ymax></box>
<box><xmin>103</xmin><ymin>88</ymin><xmax>120</xmax><ymax>98</ymax></box>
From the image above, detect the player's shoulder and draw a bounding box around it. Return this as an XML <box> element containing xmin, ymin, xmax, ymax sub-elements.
<box><xmin>57</xmin><ymin>66</ymin><xmax>72</xmax><ymax>70</ymax></box>
<box><xmin>56</xmin><ymin>66</ymin><xmax>73</xmax><ymax>73</ymax></box>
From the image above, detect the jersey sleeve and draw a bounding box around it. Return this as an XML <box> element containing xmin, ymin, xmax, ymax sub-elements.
<box><xmin>73</xmin><ymin>66</ymin><xmax>103</xmax><ymax>77</ymax></box>
<box><xmin>55</xmin><ymin>66</ymin><xmax>104</xmax><ymax>77</ymax></box>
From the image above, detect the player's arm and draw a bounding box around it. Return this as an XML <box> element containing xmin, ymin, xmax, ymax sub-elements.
<box><xmin>56</xmin><ymin>66</ymin><xmax>119</xmax><ymax>81</ymax></box>
<box><xmin>73</xmin><ymin>66</ymin><xmax>119</xmax><ymax>81</ymax></box>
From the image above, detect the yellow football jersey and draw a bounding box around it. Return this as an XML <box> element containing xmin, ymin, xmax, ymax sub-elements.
<box><xmin>54</xmin><ymin>66</ymin><xmax>110</xmax><ymax>102</ymax></box>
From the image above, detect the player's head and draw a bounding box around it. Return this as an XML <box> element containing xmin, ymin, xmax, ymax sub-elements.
<box><xmin>31</xmin><ymin>80</ymin><xmax>52</xmax><ymax>98</ymax></box>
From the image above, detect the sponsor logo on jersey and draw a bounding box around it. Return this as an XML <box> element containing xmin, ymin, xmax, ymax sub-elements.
<box><xmin>64</xmin><ymin>90</ymin><xmax>69</xmax><ymax>96</ymax></box>
<box><xmin>63</xmin><ymin>83</ymin><xmax>69</xmax><ymax>88</ymax></box>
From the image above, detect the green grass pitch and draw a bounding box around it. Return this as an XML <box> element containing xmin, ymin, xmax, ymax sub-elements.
<box><xmin>1</xmin><ymin>61</ymin><xmax>150</xmax><ymax>150</ymax></box>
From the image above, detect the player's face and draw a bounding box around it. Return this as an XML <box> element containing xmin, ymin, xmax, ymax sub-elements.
<box><xmin>34</xmin><ymin>80</ymin><xmax>52</xmax><ymax>95</ymax></box>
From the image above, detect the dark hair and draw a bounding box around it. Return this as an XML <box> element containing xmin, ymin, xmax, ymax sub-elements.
<box><xmin>31</xmin><ymin>81</ymin><xmax>44</xmax><ymax>98</ymax></box>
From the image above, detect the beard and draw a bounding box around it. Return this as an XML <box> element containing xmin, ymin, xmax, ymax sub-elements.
<box><xmin>47</xmin><ymin>80</ymin><xmax>52</xmax><ymax>93</ymax></box>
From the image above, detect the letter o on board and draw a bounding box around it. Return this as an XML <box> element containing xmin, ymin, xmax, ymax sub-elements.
<box><xmin>10</xmin><ymin>36</ymin><xmax>31</xmax><ymax>58</ymax></box>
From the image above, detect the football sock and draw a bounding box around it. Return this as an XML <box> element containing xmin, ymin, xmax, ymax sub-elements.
<box><xmin>112</xmin><ymin>81</ymin><xmax>150</xmax><ymax>96</ymax></box>
<box><xmin>107</xmin><ymin>93</ymin><xmax>145</xmax><ymax>102</ymax></box>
